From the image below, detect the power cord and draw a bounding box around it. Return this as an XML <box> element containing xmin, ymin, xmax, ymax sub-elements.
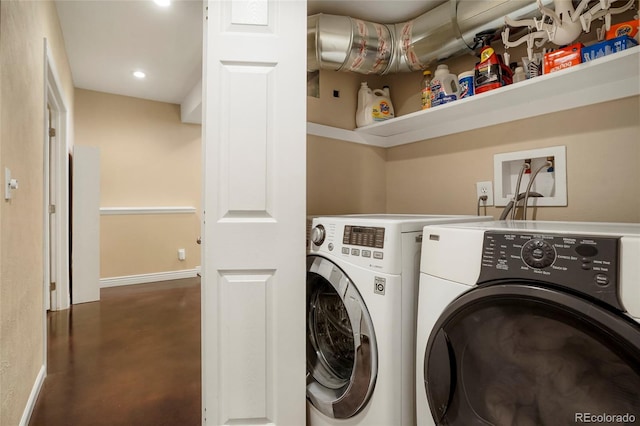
<box><xmin>477</xmin><ymin>195</ymin><xmax>488</xmax><ymax>216</ymax></box>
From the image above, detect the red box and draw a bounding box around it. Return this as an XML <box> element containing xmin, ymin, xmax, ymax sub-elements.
<box><xmin>543</xmin><ymin>43</ymin><xmax>583</xmax><ymax>74</ymax></box>
<box><xmin>606</xmin><ymin>19</ymin><xmax>639</xmax><ymax>40</ymax></box>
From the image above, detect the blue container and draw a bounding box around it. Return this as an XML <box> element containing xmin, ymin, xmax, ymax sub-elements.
<box><xmin>582</xmin><ymin>35</ymin><xmax>638</xmax><ymax>62</ymax></box>
<box><xmin>458</xmin><ymin>71</ymin><xmax>475</xmax><ymax>99</ymax></box>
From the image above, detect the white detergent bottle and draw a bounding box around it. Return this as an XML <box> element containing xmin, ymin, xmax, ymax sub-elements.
<box><xmin>356</xmin><ymin>82</ymin><xmax>373</xmax><ymax>128</ymax></box>
<box><xmin>430</xmin><ymin>64</ymin><xmax>460</xmax><ymax>107</ymax></box>
<box><xmin>370</xmin><ymin>86</ymin><xmax>395</xmax><ymax>122</ymax></box>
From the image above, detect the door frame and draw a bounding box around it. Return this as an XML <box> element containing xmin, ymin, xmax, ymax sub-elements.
<box><xmin>43</xmin><ymin>38</ymin><xmax>71</xmax><ymax>316</ymax></box>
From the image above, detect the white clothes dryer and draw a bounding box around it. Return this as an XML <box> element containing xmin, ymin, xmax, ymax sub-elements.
<box><xmin>416</xmin><ymin>221</ymin><xmax>640</xmax><ymax>426</ymax></box>
<box><xmin>306</xmin><ymin>214</ymin><xmax>491</xmax><ymax>426</ymax></box>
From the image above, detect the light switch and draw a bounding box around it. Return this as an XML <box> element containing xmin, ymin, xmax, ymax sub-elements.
<box><xmin>5</xmin><ymin>168</ymin><xmax>18</xmax><ymax>200</ymax></box>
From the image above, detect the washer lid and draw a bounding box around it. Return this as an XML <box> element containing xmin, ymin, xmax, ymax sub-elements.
<box><xmin>306</xmin><ymin>255</ymin><xmax>378</xmax><ymax>419</ymax></box>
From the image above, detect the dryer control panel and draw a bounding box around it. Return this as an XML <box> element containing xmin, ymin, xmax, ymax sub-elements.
<box><xmin>478</xmin><ymin>231</ymin><xmax>622</xmax><ymax>311</ymax></box>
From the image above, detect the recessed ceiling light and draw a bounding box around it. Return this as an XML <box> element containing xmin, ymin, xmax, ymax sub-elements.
<box><xmin>154</xmin><ymin>0</ymin><xmax>170</xmax><ymax>7</ymax></box>
<box><xmin>133</xmin><ymin>71</ymin><xmax>146</xmax><ymax>79</ymax></box>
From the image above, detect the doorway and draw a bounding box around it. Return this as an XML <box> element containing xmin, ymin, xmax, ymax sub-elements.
<box><xmin>44</xmin><ymin>40</ymin><xmax>71</xmax><ymax>312</ymax></box>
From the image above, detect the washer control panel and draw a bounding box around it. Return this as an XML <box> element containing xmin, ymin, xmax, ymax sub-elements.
<box><xmin>478</xmin><ymin>231</ymin><xmax>622</xmax><ymax>310</ymax></box>
<box><xmin>343</xmin><ymin>226</ymin><xmax>385</xmax><ymax>249</ymax></box>
<box><xmin>309</xmin><ymin>221</ymin><xmax>405</xmax><ymax>274</ymax></box>
<box><xmin>339</xmin><ymin>225</ymin><xmax>386</xmax><ymax>261</ymax></box>
<box><xmin>310</xmin><ymin>224</ymin><xmax>326</xmax><ymax>246</ymax></box>
<box><xmin>521</xmin><ymin>238</ymin><xmax>556</xmax><ymax>269</ymax></box>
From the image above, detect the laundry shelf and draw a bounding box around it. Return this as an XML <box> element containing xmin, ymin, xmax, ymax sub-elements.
<box><xmin>307</xmin><ymin>122</ymin><xmax>388</xmax><ymax>147</ymax></box>
<box><xmin>308</xmin><ymin>45</ymin><xmax>640</xmax><ymax>148</ymax></box>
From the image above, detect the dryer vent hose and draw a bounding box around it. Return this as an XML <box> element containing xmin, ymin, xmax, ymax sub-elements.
<box><xmin>307</xmin><ymin>0</ymin><xmax>548</xmax><ymax>74</ymax></box>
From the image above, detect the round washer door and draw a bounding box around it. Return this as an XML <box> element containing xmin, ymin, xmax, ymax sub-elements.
<box><xmin>424</xmin><ymin>283</ymin><xmax>640</xmax><ymax>426</ymax></box>
<box><xmin>306</xmin><ymin>255</ymin><xmax>378</xmax><ymax>419</ymax></box>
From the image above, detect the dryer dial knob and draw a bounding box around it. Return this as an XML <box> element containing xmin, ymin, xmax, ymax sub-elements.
<box><xmin>522</xmin><ymin>239</ymin><xmax>556</xmax><ymax>269</ymax></box>
<box><xmin>311</xmin><ymin>225</ymin><xmax>326</xmax><ymax>246</ymax></box>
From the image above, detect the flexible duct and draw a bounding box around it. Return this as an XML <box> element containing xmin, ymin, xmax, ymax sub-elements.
<box><xmin>308</xmin><ymin>0</ymin><xmax>552</xmax><ymax>74</ymax></box>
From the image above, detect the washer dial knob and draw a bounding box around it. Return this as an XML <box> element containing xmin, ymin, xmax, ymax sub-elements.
<box><xmin>311</xmin><ymin>225</ymin><xmax>326</xmax><ymax>246</ymax></box>
<box><xmin>521</xmin><ymin>239</ymin><xmax>556</xmax><ymax>269</ymax></box>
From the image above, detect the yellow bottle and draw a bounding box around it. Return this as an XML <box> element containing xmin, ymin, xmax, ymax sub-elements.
<box><xmin>421</xmin><ymin>70</ymin><xmax>432</xmax><ymax>110</ymax></box>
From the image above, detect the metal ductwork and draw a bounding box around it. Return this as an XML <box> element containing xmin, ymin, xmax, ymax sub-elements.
<box><xmin>308</xmin><ymin>0</ymin><xmax>552</xmax><ymax>74</ymax></box>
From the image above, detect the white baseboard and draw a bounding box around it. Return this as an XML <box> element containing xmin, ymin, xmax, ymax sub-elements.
<box><xmin>100</xmin><ymin>268</ymin><xmax>200</xmax><ymax>288</ymax></box>
<box><xmin>20</xmin><ymin>365</ymin><xmax>46</xmax><ymax>426</ymax></box>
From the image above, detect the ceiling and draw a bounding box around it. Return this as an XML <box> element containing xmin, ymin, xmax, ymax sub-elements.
<box><xmin>55</xmin><ymin>0</ymin><xmax>446</xmax><ymax>122</ymax></box>
<box><xmin>308</xmin><ymin>0</ymin><xmax>446</xmax><ymax>23</ymax></box>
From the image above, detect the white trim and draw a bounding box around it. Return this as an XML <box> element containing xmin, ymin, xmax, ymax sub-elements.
<box><xmin>100</xmin><ymin>206</ymin><xmax>197</xmax><ymax>215</ymax></box>
<box><xmin>43</xmin><ymin>41</ymin><xmax>52</xmax><ymax>314</ymax></box>
<box><xmin>307</xmin><ymin>122</ymin><xmax>387</xmax><ymax>148</ymax></box>
<box><xmin>100</xmin><ymin>268</ymin><xmax>200</xmax><ymax>288</ymax></box>
<box><xmin>44</xmin><ymin>38</ymin><xmax>71</xmax><ymax>312</ymax></box>
<box><xmin>19</xmin><ymin>365</ymin><xmax>46</xmax><ymax>426</ymax></box>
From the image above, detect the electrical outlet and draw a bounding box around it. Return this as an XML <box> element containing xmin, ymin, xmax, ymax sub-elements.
<box><xmin>476</xmin><ymin>181</ymin><xmax>494</xmax><ymax>206</ymax></box>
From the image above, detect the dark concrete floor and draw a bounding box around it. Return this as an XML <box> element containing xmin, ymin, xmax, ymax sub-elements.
<box><xmin>29</xmin><ymin>278</ymin><xmax>201</xmax><ymax>426</ymax></box>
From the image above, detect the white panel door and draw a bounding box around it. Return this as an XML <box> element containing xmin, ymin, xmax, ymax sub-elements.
<box><xmin>71</xmin><ymin>145</ymin><xmax>101</xmax><ymax>304</ymax></box>
<box><xmin>201</xmin><ymin>0</ymin><xmax>306</xmax><ymax>425</ymax></box>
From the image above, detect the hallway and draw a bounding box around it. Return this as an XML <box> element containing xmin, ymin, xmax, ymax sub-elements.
<box><xmin>29</xmin><ymin>278</ymin><xmax>201</xmax><ymax>425</ymax></box>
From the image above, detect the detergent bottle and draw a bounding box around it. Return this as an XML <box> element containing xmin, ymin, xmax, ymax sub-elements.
<box><xmin>430</xmin><ymin>64</ymin><xmax>460</xmax><ymax>107</ymax></box>
<box><xmin>356</xmin><ymin>83</ymin><xmax>395</xmax><ymax>127</ymax></box>
<box><xmin>355</xmin><ymin>82</ymin><xmax>372</xmax><ymax>128</ymax></box>
<box><xmin>371</xmin><ymin>86</ymin><xmax>394</xmax><ymax>122</ymax></box>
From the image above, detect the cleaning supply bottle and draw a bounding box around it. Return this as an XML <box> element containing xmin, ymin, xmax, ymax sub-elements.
<box><xmin>430</xmin><ymin>64</ymin><xmax>460</xmax><ymax>107</ymax></box>
<box><xmin>458</xmin><ymin>70</ymin><xmax>475</xmax><ymax>98</ymax></box>
<box><xmin>420</xmin><ymin>70</ymin><xmax>432</xmax><ymax>110</ymax></box>
<box><xmin>356</xmin><ymin>82</ymin><xmax>373</xmax><ymax>128</ymax></box>
<box><xmin>513</xmin><ymin>66</ymin><xmax>526</xmax><ymax>83</ymax></box>
<box><xmin>371</xmin><ymin>86</ymin><xmax>394</xmax><ymax>122</ymax></box>
<box><xmin>473</xmin><ymin>31</ymin><xmax>513</xmax><ymax>94</ymax></box>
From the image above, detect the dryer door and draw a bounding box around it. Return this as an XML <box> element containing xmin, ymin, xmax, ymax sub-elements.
<box><xmin>306</xmin><ymin>255</ymin><xmax>378</xmax><ymax>419</ymax></box>
<box><xmin>423</xmin><ymin>283</ymin><xmax>640</xmax><ymax>426</ymax></box>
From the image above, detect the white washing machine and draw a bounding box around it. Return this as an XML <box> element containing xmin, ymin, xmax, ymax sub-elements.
<box><xmin>306</xmin><ymin>214</ymin><xmax>491</xmax><ymax>426</ymax></box>
<box><xmin>416</xmin><ymin>221</ymin><xmax>640</xmax><ymax>426</ymax></box>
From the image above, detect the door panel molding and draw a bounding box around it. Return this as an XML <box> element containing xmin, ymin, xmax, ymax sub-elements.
<box><xmin>219</xmin><ymin>270</ymin><xmax>274</xmax><ymax>422</ymax></box>
<box><xmin>219</xmin><ymin>62</ymin><xmax>275</xmax><ymax>218</ymax></box>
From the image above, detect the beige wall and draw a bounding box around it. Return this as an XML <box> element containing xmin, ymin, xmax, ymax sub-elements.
<box><xmin>307</xmin><ymin>136</ymin><xmax>387</xmax><ymax>215</ymax></box>
<box><xmin>0</xmin><ymin>1</ymin><xmax>74</xmax><ymax>424</ymax></box>
<box><xmin>386</xmin><ymin>96</ymin><xmax>640</xmax><ymax>222</ymax></box>
<box><xmin>308</xmin><ymin>69</ymin><xmax>386</xmax><ymax>130</ymax></box>
<box><xmin>74</xmin><ymin>89</ymin><xmax>201</xmax><ymax>278</ymax></box>
<box><xmin>307</xmin><ymin>70</ymin><xmax>387</xmax><ymax>214</ymax></box>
